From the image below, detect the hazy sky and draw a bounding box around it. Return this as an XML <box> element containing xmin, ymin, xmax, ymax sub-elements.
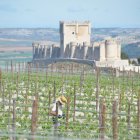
<box><xmin>0</xmin><ymin>0</ymin><xmax>140</xmax><ymax>28</ymax></box>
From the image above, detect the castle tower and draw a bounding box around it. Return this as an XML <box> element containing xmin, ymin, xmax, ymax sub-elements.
<box><xmin>105</xmin><ymin>39</ymin><xmax>121</xmax><ymax>61</ymax></box>
<box><xmin>83</xmin><ymin>42</ymin><xmax>89</xmax><ymax>59</ymax></box>
<box><xmin>60</xmin><ymin>21</ymin><xmax>91</xmax><ymax>58</ymax></box>
<box><xmin>99</xmin><ymin>42</ymin><xmax>106</xmax><ymax>61</ymax></box>
<box><xmin>70</xmin><ymin>42</ymin><xmax>76</xmax><ymax>58</ymax></box>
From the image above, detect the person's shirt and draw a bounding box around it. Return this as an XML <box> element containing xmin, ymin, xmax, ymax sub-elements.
<box><xmin>51</xmin><ymin>101</ymin><xmax>63</xmax><ymax>116</ymax></box>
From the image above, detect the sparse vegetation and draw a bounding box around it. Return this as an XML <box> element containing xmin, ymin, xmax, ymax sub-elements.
<box><xmin>121</xmin><ymin>51</ymin><xmax>129</xmax><ymax>59</ymax></box>
<box><xmin>137</xmin><ymin>57</ymin><xmax>140</xmax><ymax>64</ymax></box>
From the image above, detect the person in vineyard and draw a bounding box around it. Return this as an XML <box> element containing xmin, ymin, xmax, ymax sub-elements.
<box><xmin>50</xmin><ymin>95</ymin><xmax>67</xmax><ymax>127</ymax></box>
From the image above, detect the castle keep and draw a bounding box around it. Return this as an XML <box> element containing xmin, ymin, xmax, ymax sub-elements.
<box><xmin>32</xmin><ymin>21</ymin><xmax>128</xmax><ymax>67</ymax></box>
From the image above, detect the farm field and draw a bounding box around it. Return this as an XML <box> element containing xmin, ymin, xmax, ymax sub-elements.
<box><xmin>0</xmin><ymin>61</ymin><xmax>140</xmax><ymax>139</ymax></box>
<box><xmin>0</xmin><ymin>50</ymin><xmax>32</xmax><ymax>70</ymax></box>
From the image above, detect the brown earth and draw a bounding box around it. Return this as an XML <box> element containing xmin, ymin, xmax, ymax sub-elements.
<box><xmin>0</xmin><ymin>46</ymin><xmax>32</xmax><ymax>52</ymax></box>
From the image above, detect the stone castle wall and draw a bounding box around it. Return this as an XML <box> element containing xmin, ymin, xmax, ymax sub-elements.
<box><xmin>32</xmin><ymin>21</ymin><xmax>129</xmax><ymax>67</ymax></box>
<box><xmin>33</xmin><ymin>39</ymin><xmax>121</xmax><ymax>61</ymax></box>
<box><xmin>33</xmin><ymin>43</ymin><xmax>60</xmax><ymax>59</ymax></box>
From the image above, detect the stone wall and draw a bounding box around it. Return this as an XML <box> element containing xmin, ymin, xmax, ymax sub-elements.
<box><xmin>33</xmin><ymin>42</ymin><xmax>94</xmax><ymax>60</ymax></box>
<box><xmin>33</xmin><ymin>39</ymin><xmax>121</xmax><ymax>61</ymax></box>
<box><xmin>32</xmin><ymin>21</ymin><xmax>123</xmax><ymax>66</ymax></box>
<box><xmin>33</xmin><ymin>43</ymin><xmax>60</xmax><ymax>59</ymax></box>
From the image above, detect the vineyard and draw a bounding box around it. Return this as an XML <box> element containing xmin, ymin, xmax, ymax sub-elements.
<box><xmin>0</xmin><ymin>61</ymin><xmax>140</xmax><ymax>140</ymax></box>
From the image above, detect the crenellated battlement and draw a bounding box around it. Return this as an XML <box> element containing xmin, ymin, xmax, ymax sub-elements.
<box><xmin>33</xmin><ymin>21</ymin><xmax>123</xmax><ymax>63</ymax></box>
<box><xmin>60</xmin><ymin>21</ymin><xmax>90</xmax><ymax>25</ymax></box>
<box><xmin>33</xmin><ymin>38</ymin><xmax>121</xmax><ymax>61</ymax></box>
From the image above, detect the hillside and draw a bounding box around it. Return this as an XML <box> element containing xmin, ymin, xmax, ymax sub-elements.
<box><xmin>122</xmin><ymin>42</ymin><xmax>140</xmax><ymax>58</ymax></box>
<box><xmin>0</xmin><ymin>28</ymin><xmax>59</xmax><ymax>47</ymax></box>
<box><xmin>0</xmin><ymin>28</ymin><xmax>140</xmax><ymax>58</ymax></box>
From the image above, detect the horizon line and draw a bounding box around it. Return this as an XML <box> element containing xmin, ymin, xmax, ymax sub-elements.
<box><xmin>0</xmin><ymin>26</ymin><xmax>140</xmax><ymax>29</ymax></box>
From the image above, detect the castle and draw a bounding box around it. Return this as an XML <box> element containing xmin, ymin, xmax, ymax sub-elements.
<box><xmin>32</xmin><ymin>21</ymin><xmax>128</xmax><ymax>67</ymax></box>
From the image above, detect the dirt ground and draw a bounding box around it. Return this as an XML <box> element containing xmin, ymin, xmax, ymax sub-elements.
<box><xmin>0</xmin><ymin>46</ymin><xmax>32</xmax><ymax>52</ymax></box>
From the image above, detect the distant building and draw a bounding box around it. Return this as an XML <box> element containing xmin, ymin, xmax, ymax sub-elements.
<box><xmin>59</xmin><ymin>21</ymin><xmax>91</xmax><ymax>57</ymax></box>
<box><xmin>32</xmin><ymin>21</ymin><xmax>128</xmax><ymax>67</ymax></box>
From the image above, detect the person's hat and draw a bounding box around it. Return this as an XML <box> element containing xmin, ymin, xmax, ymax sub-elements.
<box><xmin>57</xmin><ymin>95</ymin><xmax>67</xmax><ymax>105</ymax></box>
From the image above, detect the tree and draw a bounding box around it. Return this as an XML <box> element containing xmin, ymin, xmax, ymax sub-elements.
<box><xmin>137</xmin><ymin>57</ymin><xmax>140</xmax><ymax>64</ymax></box>
<box><xmin>132</xmin><ymin>60</ymin><xmax>137</xmax><ymax>65</ymax></box>
<box><xmin>121</xmin><ymin>52</ymin><xmax>129</xmax><ymax>59</ymax></box>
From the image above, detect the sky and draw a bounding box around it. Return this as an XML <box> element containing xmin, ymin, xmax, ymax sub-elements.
<box><xmin>0</xmin><ymin>0</ymin><xmax>140</xmax><ymax>28</ymax></box>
